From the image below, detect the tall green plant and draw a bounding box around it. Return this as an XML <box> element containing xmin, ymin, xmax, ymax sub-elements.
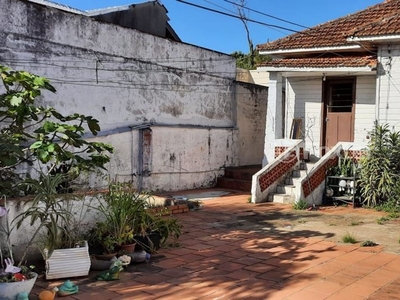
<box><xmin>0</xmin><ymin>65</ymin><xmax>113</xmax><ymax>196</ymax></box>
<box><xmin>358</xmin><ymin>122</ymin><xmax>400</xmax><ymax>207</ymax></box>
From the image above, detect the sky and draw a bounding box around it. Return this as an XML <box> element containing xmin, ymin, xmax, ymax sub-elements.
<box><xmin>56</xmin><ymin>0</ymin><xmax>383</xmax><ymax>54</ymax></box>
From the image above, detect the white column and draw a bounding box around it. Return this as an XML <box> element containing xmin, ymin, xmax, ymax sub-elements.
<box><xmin>262</xmin><ymin>71</ymin><xmax>283</xmax><ymax>166</ymax></box>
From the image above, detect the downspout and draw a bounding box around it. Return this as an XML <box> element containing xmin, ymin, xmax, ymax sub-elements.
<box><xmin>375</xmin><ymin>47</ymin><xmax>382</xmax><ymax>122</ymax></box>
<box><xmin>137</xmin><ymin>129</ymin><xmax>144</xmax><ymax>192</ymax></box>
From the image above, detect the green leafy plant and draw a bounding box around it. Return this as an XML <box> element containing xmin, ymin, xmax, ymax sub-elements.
<box><xmin>292</xmin><ymin>199</ymin><xmax>308</xmax><ymax>210</ymax></box>
<box><xmin>358</xmin><ymin>122</ymin><xmax>400</xmax><ymax>207</ymax></box>
<box><xmin>377</xmin><ymin>216</ymin><xmax>390</xmax><ymax>225</ymax></box>
<box><xmin>341</xmin><ymin>232</ymin><xmax>357</xmax><ymax>244</ymax></box>
<box><xmin>361</xmin><ymin>240</ymin><xmax>378</xmax><ymax>247</ymax></box>
<box><xmin>0</xmin><ymin>65</ymin><xmax>113</xmax><ymax>196</ymax></box>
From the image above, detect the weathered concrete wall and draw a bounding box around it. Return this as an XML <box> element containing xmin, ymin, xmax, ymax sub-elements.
<box><xmin>0</xmin><ymin>0</ymin><xmax>265</xmax><ymax>192</ymax></box>
<box><xmin>236</xmin><ymin>82</ymin><xmax>268</xmax><ymax>166</ymax></box>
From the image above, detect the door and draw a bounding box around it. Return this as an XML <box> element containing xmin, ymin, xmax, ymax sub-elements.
<box><xmin>323</xmin><ymin>78</ymin><xmax>355</xmax><ymax>150</ymax></box>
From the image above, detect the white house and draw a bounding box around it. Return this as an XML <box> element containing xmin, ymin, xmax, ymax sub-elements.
<box><xmin>251</xmin><ymin>0</ymin><xmax>400</xmax><ymax>204</ymax></box>
<box><xmin>0</xmin><ymin>0</ymin><xmax>268</xmax><ymax>192</ymax></box>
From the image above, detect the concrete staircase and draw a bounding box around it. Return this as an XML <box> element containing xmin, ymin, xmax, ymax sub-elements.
<box><xmin>267</xmin><ymin>161</ymin><xmax>316</xmax><ymax>203</ymax></box>
<box><xmin>216</xmin><ymin>165</ymin><xmax>261</xmax><ymax>192</ymax></box>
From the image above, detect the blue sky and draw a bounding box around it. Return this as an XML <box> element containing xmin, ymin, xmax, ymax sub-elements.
<box><xmin>57</xmin><ymin>0</ymin><xmax>382</xmax><ymax>54</ymax></box>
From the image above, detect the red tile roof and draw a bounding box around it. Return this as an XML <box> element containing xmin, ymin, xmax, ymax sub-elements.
<box><xmin>258</xmin><ymin>54</ymin><xmax>377</xmax><ymax>69</ymax></box>
<box><xmin>257</xmin><ymin>0</ymin><xmax>400</xmax><ymax>51</ymax></box>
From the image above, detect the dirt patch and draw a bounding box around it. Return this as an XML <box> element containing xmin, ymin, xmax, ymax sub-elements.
<box><xmin>235</xmin><ymin>206</ymin><xmax>400</xmax><ymax>254</ymax></box>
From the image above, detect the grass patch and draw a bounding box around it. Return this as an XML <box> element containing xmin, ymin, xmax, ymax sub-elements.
<box><xmin>377</xmin><ymin>216</ymin><xmax>390</xmax><ymax>225</ymax></box>
<box><xmin>341</xmin><ymin>232</ymin><xmax>357</xmax><ymax>244</ymax></box>
<box><xmin>360</xmin><ymin>240</ymin><xmax>378</xmax><ymax>247</ymax></box>
<box><xmin>298</xmin><ymin>219</ymin><xmax>307</xmax><ymax>224</ymax></box>
<box><xmin>247</xmin><ymin>196</ymin><xmax>252</xmax><ymax>203</ymax></box>
<box><xmin>292</xmin><ymin>199</ymin><xmax>308</xmax><ymax>210</ymax></box>
<box><xmin>350</xmin><ymin>221</ymin><xmax>362</xmax><ymax>226</ymax></box>
<box><xmin>388</xmin><ymin>212</ymin><xmax>399</xmax><ymax>219</ymax></box>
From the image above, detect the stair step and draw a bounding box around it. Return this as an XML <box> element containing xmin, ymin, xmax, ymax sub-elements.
<box><xmin>216</xmin><ymin>177</ymin><xmax>252</xmax><ymax>192</ymax></box>
<box><xmin>276</xmin><ymin>184</ymin><xmax>296</xmax><ymax>195</ymax></box>
<box><xmin>223</xmin><ymin>165</ymin><xmax>261</xmax><ymax>181</ymax></box>
<box><xmin>268</xmin><ymin>193</ymin><xmax>295</xmax><ymax>204</ymax></box>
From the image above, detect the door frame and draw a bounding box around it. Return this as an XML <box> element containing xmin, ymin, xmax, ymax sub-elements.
<box><xmin>320</xmin><ymin>77</ymin><xmax>356</xmax><ymax>155</ymax></box>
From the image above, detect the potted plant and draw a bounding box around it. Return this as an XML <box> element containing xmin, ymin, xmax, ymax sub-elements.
<box><xmin>0</xmin><ymin>196</ymin><xmax>38</xmax><ymax>299</ymax></box>
<box><xmin>87</xmin><ymin>182</ymin><xmax>149</xmax><ymax>256</ymax></box>
<box><xmin>14</xmin><ymin>173</ymin><xmax>92</xmax><ymax>280</ymax></box>
<box><xmin>133</xmin><ymin>209</ymin><xmax>182</xmax><ymax>253</ymax></box>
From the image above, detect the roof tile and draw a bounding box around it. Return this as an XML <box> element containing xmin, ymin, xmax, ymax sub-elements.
<box><xmin>257</xmin><ymin>0</ymin><xmax>400</xmax><ymax>51</ymax></box>
<box><xmin>258</xmin><ymin>54</ymin><xmax>377</xmax><ymax>69</ymax></box>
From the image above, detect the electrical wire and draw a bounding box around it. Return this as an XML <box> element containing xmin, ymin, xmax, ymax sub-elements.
<box><xmin>222</xmin><ymin>0</ymin><xmax>309</xmax><ymax>29</ymax></box>
<box><xmin>176</xmin><ymin>0</ymin><xmax>305</xmax><ymax>34</ymax></box>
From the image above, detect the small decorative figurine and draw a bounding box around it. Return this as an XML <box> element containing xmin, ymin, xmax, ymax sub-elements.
<box><xmin>16</xmin><ymin>292</ymin><xmax>29</xmax><ymax>300</ymax></box>
<box><xmin>57</xmin><ymin>280</ymin><xmax>79</xmax><ymax>297</ymax></box>
<box><xmin>95</xmin><ymin>260</ymin><xmax>123</xmax><ymax>281</ymax></box>
<box><xmin>38</xmin><ymin>287</ymin><xmax>58</xmax><ymax>300</ymax></box>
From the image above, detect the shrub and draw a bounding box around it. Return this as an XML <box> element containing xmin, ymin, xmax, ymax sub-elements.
<box><xmin>292</xmin><ymin>199</ymin><xmax>308</xmax><ymax>210</ymax></box>
<box><xmin>341</xmin><ymin>232</ymin><xmax>357</xmax><ymax>244</ymax></box>
<box><xmin>358</xmin><ymin>122</ymin><xmax>400</xmax><ymax>207</ymax></box>
<box><xmin>361</xmin><ymin>240</ymin><xmax>378</xmax><ymax>247</ymax></box>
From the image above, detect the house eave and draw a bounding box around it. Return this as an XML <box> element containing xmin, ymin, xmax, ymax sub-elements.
<box><xmin>257</xmin><ymin>66</ymin><xmax>376</xmax><ymax>74</ymax></box>
<box><xmin>347</xmin><ymin>34</ymin><xmax>400</xmax><ymax>43</ymax></box>
<box><xmin>258</xmin><ymin>45</ymin><xmax>362</xmax><ymax>56</ymax></box>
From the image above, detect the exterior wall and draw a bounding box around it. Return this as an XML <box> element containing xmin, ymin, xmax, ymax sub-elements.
<box><xmin>0</xmin><ymin>0</ymin><xmax>265</xmax><ymax>192</ymax></box>
<box><xmin>377</xmin><ymin>44</ymin><xmax>400</xmax><ymax>130</ymax></box>
<box><xmin>236</xmin><ymin>82</ymin><xmax>268</xmax><ymax>166</ymax></box>
<box><xmin>286</xmin><ymin>78</ymin><xmax>322</xmax><ymax>157</ymax></box>
<box><xmin>354</xmin><ymin>75</ymin><xmax>376</xmax><ymax>143</ymax></box>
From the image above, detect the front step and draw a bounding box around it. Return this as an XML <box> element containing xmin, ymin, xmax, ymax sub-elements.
<box><xmin>268</xmin><ymin>160</ymin><xmax>316</xmax><ymax>204</ymax></box>
<box><xmin>217</xmin><ymin>165</ymin><xmax>261</xmax><ymax>192</ymax></box>
<box><xmin>268</xmin><ymin>193</ymin><xmax>295</xmax><ymax>204</ymax></box>
<box><xmin>216</xmin><ymin>177</ymin><xmax>252</xmax><ymax>191</ymax></box>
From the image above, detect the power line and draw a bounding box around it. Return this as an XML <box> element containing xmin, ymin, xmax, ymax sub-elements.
<box><xmin>176</xmin><ymin>0</ymin><xmax>305</xmax><ymax>34</ymax></box>
<box><xmin>222</xmin><ymin>0</ymin><xmax>309</xmax><ymax>29</ymax></box>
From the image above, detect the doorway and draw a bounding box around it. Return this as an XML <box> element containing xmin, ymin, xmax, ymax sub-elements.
<box><xmin>323</xmin><ymin>78</ymin><xmax>356</xmax><ymax>151</ymax></box>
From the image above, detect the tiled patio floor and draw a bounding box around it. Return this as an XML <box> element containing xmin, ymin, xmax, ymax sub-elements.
<box><xmin>30</xmin><ymin>189</ymin><xmax>400</xmax><ymax>300</ymax></box>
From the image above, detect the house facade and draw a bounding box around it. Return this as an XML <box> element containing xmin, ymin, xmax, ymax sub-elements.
<box><xmin>251</xmin><ymin>0</ymin><xmax>400</xmax><ymax>203</ymax></box>
<box><xmin>0</xmin><ymin>0</ymin><xmax>268</xmax><ymax>192</ymax></box>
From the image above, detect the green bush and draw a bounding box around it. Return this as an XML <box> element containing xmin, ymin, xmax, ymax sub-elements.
<box><xmin>292</xmin><ymin>199</ymin><xmax>308</xmax><ymax>210</ymax></box>
<box><xmin>358</xmin><ymin>122</ymin><xmax>400</xmax><ymax>207</ymax></box>
<box><xmin>341</xmin><ymin>232</ymin><xmax>357</xmax><ymax>244</ymax></box>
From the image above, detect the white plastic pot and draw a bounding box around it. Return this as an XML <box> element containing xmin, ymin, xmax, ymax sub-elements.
<box><xmin>0</xmin><ymin>272</ymin><xmax>38</xmax><ymax>300</ymax></box>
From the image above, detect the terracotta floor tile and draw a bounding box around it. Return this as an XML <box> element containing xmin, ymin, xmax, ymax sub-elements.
<box><xmin>222</xmin><ymin>249</ymin><xmax>252</xmax><ymax>258</ymax></box>
<box><xmin>134</xmin><ymin>273</ymin><xmax>170</xmax><ymax>285</ymax></box>
<box><xmin>256</xmin><ymin>270</ymin><xmax>293</xmax><ymax>282</ymax></box>
<box><xmin>325</xmin><ymin>272</ymin><xmax>357</xmax><ymax>286</ymax></box>
<box><xmin>174</xmin><ymin>253</ymin><xmax>206</xmax><ymax>262</ymax></box>
<box><xmin>196</xmin><ymin>249</ymin><xmax>226</xmax><ymax>257</ymax></box>
<box><xmin>214</xmin><ymin>261</ymin><xmax>245</xmax><ymax>272</ymax></box>
<box><xmin>243</xmin><ymin>263</ymin><xmax>277</xmax><ymax>273</ymax></box>
<box><xmin>339</xmin><ymin>282</ymin><xmax>381</xmax><ymax>297</ymax></box>
<box><xmin>155</xmin><ymin>258</ymin><xmax>186</xmax><ymax>268</ymax></box>
<box><xmin>324</xmin><ymin>290</ymin><xmax>366</xmax><ymax>300</ymax></box>
<box><xmin>71</xmin><ymin>289</ymin><xmax>121</xmax><ymax>300</ymax></box>
<box><xmin>305</xmin><ymin>280</ymin><xmax>344</xmax><ymax>294</ymax></box>
<box><xmin>235</xmin><ymin>255</ymin><xmax>264</xmax><ymax>266</ymax></box>
<box><xmin>286</xmin><ymin>289</ymin><xmax>329</xmax><ymax>300</ymax></box>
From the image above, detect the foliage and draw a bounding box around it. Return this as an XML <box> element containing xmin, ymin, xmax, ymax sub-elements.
<box><xmin>327</xmin><ymin>150</ymin><xmax>358</xmax><ymax>177</ymax></box>
<box><xmin>231</xmin><ymin>51</ymin><xmax>271</xmax><ymax>70</ymax></box>
<box><xmin>0</xmin><ymin>65</ymin><xmax>113</xmax><ymax>196</ymax></box>
<box><xmin>341</xmin><ymin>232</ymin><xmax>357</xmax><ymax>244</ymax></box>
<box><xmin>292</xmin><ymin>199</ymin><xmax>308</xmax><ymax>210</ymax></box>
<box><xmin>358</xmin><ymin>122</ymin><xmax>400</xmax><ymax>207</ymax></box>
<box><xmin>360</xmin><ymin>240</ymin><xmax>378</xmax><ymax>247</ymax></box>
<box><xmin>12</xmin><ymin>173</ymin><xmax>74</xmax><ymax>264</ymax></box>
<box><xmin>88</xmin><ymin>182</ymin><xmax>150</xmax><ymax>253</ymax></box>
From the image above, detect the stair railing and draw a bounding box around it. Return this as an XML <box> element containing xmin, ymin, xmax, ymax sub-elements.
<box><xmin>251</xmin><ymin>140</ymin><xmax>303</xmax><ymax>203</ymax></box>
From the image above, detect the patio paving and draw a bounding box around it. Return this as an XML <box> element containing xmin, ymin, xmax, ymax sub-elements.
<box><xmin>30</xmin><ymin>189</ymin><xmax>400</xmax><ymax>300</ymax></box>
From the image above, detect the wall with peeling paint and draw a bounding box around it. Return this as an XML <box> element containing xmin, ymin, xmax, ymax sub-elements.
<box><xmin>0</xmin><ymin>0</ymin><xmax>267</xmax><ymax>192</ymax></box>
<box><xmin>236</xmin><ymin>82</ymin><xmax>268</xmax><ymax>166</ymax></box>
